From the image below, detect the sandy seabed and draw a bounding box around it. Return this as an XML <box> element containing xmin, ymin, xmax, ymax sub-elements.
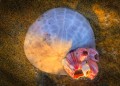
<box><xmin>0</xmin><ymin>0</ymin><xmax>120</xmax><ymax>86</ymax></box>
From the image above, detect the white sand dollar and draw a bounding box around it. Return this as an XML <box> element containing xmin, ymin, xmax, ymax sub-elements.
<box><xmin>24</xmin><ymin>7</ymin><xmax>95</xmax><ymax>75</ymax></box>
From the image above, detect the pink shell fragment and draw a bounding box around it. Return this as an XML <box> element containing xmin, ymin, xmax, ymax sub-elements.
<box><xmin>62</xmin><ymin>48</ymin><xmax>99</xmax><ymax>80</ymax></box>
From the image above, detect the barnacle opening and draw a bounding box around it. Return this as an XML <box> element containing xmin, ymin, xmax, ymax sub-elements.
<box><xmin>95</xmin><ymin>54</ymin><xmax>99</xmax><ymax>60</ymax></box>
<box><xmin>73</xmin><ymin>70</ymin><xmax>84</xmax><ymax>79</ymax></box>
<box><xmin>83</xmin><ymin>51</ymin><xmax>88</xmax><ymax>56</ymax></box>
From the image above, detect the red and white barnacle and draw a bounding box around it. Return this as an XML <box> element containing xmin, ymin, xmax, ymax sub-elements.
<box><xmin>62</xmin><ymin>48</ymin><xmax>99</xmax><ymax>80</ymax></box>
<box><xmin>24</xmin><ymin>7</ymin><xmax>99</xmax><ymax>80</ymax></box>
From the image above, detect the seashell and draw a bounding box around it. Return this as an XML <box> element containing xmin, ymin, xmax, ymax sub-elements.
<box><xmin>63</xmin><ymin>48</ymin><xmax>99</xmax><ymax>79</ymax></box>
<box><xmin>24</xmin><ymin>7</ymin><xmax>99</xmax><ymax>79</ymax></box>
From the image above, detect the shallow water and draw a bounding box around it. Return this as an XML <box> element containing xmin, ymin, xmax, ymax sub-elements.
<box><xmin>0</xmin><ymin>0</ymin><xmax>120</xmax><ymax>86</ymax></box>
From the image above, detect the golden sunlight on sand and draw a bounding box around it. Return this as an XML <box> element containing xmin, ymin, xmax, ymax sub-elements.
<box><xmin>92</xmin><ymin>4</ymin><xmax>120</xmax><ymax>28</ymax></box>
